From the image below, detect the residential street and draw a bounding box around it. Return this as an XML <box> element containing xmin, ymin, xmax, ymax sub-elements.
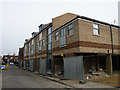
<box><xmin>2</xmin><ymin>65</ymin><xmax>68</xmax><ymax>88</ymax></box>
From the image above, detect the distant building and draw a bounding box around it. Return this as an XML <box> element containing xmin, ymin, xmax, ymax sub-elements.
<box><xmin>3</xmin><ymin>54</ymin><xmax>18</xmax><ymax>64</ymax></box>
<box><xmin>18</xmin><ymin>47</ymin><xmax>24</xmax><ymax>67</ymax></box>
<box><xmin>0</xmin><ymin>56</ymin><xmax>2</xmax><ymax>61</ymax></box>
<box><xmin>118</xmin><ymin>1</ymin><xmax>120</xmax><ymax>26</ymax></box>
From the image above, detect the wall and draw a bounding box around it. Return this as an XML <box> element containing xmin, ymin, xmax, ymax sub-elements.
<box><xmin>112</xmin><ymin>27</ymin><xmax>120</xmax><ymax>54</ymax></box>
<box><xmin>52</xmin><ymin>19</ymin><xmax>80</xmax><ymax>56</ymax></box>
<box><xmin>78</xmin><ymin>19</ymin><xmax>120</xmax><ymax>54</ymax></box>
<box><xmin>52</xmin><ymin>13</ymin><xmax>77</xmax><ymax>31</ymax></box>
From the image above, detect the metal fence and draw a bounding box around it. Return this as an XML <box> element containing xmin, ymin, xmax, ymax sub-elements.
<box><xmin>21</xmin><ymin>61</ymin><xmax>22</xmax><ymax>67</ymax></box>
<box><xmin>29</xmin><ymin>60</ymin><xmax>33</xmax><ymax>71</ymax></box>
<box><xmin>40</xmin><ymin>58</ymin><xmax>47</xmax><ymax>75</ymax></box>
<box><xmin>64</xmin><ymin>56</ymin><xmax>84</xmax><ymax>80</ymax></box>
<box><xmin>23</xmin><ymin>61</ymin><xmax>26</xmax><ymax>70</ymax></box>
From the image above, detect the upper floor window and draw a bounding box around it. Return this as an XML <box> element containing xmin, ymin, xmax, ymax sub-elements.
<box><xmin>42</xmin><ymin>39</ymin><xmax>45</xmax><ymax>47</ymax></box>
<box><xmin>39</xmin><ymin>26</ymin><xmax>42</xmax><ymax>32</ymax></box>
<box><xmin>93</xmin><ymin>23</ymin><xmax>100</xmax><ymax>35</ymax></box>
<box><xmin>55</xmin><ymin>31</ymin><xmax>59</xmax><ymax>41</ymax></box>
<box><xmin>28</xmin><ymin>43</ymin><xmax>30</xmax><ymax>55</ymax></box>
<box><xmin>68</xmin><ymin>23</ymin><xmax>73</xmax><ymax>36</ymax></box>
<box><xmin>48</xmin><ymin>27</ymin><xmax>52</xmax><ymax>35</ymax></box>
<box><xmin>60</xmin><ymin>27</ymin><xmax>66</xmax><ymax>46</ymax></box>
<box><xmin>39</xmin><ymin>33</ymin><xmax>42</xmax><ymax>40</ymax></box>
<box><xmin>47</xmin><ymin>26</ymin><xmax>52</xmax><ymax>50</ymax></box>
<box><xmin>39</xmin><ymin>40</ymin><xmax>42</xmax><ymax>52</ymax></box>
<box><xmin>31</xmin><ymin>45</ymin><xmax>34</xmax><ymax>55</ymax></box>
<box><xmin>32</xmin><ymin>39</ymin><xmax>34</xmax><ymax>45</ymax></box>
<box><xmin>37</xmin><ymin>41</ymin><xmax>39</xmax><ymax>49</ymax></box>
<box><xmin>11</xmin><ymin>57</ymin><xmax>13</xmax><ymax>59</ymax></box>
<box><xmin>5</xmin><ymin>57</ymin><xmax>7</xmax><ymax>59</ymax></box>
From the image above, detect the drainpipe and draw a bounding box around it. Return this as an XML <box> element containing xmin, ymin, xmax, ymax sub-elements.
<box><xmin>110</xmin><ymin>25</ymin><xmax>114</xmax><ymax>55</ymax></box>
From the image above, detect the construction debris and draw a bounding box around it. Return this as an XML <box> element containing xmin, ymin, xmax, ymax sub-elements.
<box><xmin>86</xmin><ymin>71</ymin><xmax>110</xmax><ymax>80</ymax></box>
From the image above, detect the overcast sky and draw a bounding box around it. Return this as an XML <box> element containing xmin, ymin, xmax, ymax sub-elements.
<box><xmin>0</xmin><ymin>0</ymin><xmax>120</xmax><ymax>56</ymax></box>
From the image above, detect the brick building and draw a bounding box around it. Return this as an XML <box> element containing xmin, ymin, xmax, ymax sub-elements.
<box><xmin>3</xmin><ymin>54</ymin><xmax>18</xmax><ymax>64</ymax></box>
<box><xmin>0</xmin><ymin>56</ymin><xmax>2</xmax><ymax>61</ymax></box>
<box><xmin>21</xmin><ymin>13</ymin><xmax>120</xmax><ymax>80</ymax></box>
<box><xmin>18</xmin><ymin>47</ymin><xmax>24</xmax><ymax>67</ymax></box>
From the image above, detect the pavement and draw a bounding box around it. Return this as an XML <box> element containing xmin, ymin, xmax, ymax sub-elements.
<box><xmin>28</xmin><ymin>68</ymin><xmax>116</xmax><ymax>88</ymax></box>
<box><xmin>43</xmin><ymin>74</ymin><xmax>116</xmax><ymax>88</ymax></box>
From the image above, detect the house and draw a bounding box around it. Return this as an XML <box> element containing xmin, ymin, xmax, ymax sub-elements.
<box><xmin>0</xmin><ymin>56</ymin><xmax>2</xmax><ymax>62</ymax></box>
<box><xmin>22</xmin><ymin>13</ymin><xmax>120</xmax><ymax>80</ymax></box>
<box><xmin>3</xmin><ymin>54</ymin><xmax>18</xmax><ymax>64</ymax></box>
<box><xmin>18</xmin><ymin>47</ymin><xmax>24</xmax><ymax>68</ymax></box>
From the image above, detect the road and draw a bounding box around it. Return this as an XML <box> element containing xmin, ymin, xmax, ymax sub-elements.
<box><xmin>2</xmin><ymin>65</ymin><xmax>68</xmax><ymax>88</ymax></box>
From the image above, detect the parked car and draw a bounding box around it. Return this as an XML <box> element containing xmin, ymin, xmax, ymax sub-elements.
<box><xmin>9</xmin><ymin>62</ymin><xmax>14</xmax><ymax>65</ymax></box>
<box><xmin>1</xmin><ymin>62</ymin><xmax>8</xmax><ymax>70</ymax></box>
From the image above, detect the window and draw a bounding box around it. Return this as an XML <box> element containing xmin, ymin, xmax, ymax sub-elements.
<box><xmin>39</xmin><ymin>26</ymin><xmax>42</xmax><ymax>32</ymax></box>
<box><xmin>37</xmin><ymin>41</ymin><xmax>39</xmax><ymax>49</ymax></box>
<box><xmin>48</xmin><ymin>43</ymin><xmax>52</xmax><ymax>50</ymax></box>
<box><xmin>42</xmin><ymin>39</ymin><xmax>45</xmax><ymax>46</ymax></box>
<box><xmin>31</xmin><ymin>45</ymin><xmax>34</xmax><ymax>55</ymax></box>
<box><xmin>5</xmin><ymin>57</ymin><xmax>7</xmax><ymax>59</ymax></box>
<box><xmin>55</xmin><ymin>31</ymin><xmax>59</xmax><ymax>41</ymax></box>
<box><xmin>68</xmin><ymin>23</ymin><xmax>73</xmax><ymax>36</ymax></box>
<box><xmin>39</xmin><ymin>40</ymin><xmax>42</xmax><ymax>52</ymax></box>
<box><xmin>60</xmin><ymin>27</ymin><xmax>66</xmax><ymax>46</ymax></box>
<box><xmin>47</xmin><ymin>27</ymin><xmax>52</xmax><ymax>50</ymax></box>
<box><xmin>32</xmin><ymin>39</ymin><xmax>34</xmax><ymax>45</ymax></box>
<box><xmin>39</xmin><ymin>33</ymin><xmax>42</xmax><ymax>40</ymax></box>
<box><xmin>93</xmin><ymin>23</ymin><xmax>99</xmax><ymax>35</ymax></box>
<box><xmin>48</xmin><ymin>27</ymin><xmax>52</xmax><ymax>35</ymax></box>
<box><xmin>28</xmin><ymin>43</ymin><xmax>30</xmax><ymax>56</ymax></box>
<box><xmin>11</xmin><ymin>57</ymin><xmax>13</xmax><ymax>59</ymax></box>
<box><xmin>24</xmin><ymin>48</ymin><xmax>26</xmax><ymax>56</ymax></box>
<box><xmin>48</xmin><ymin>35</ymin><xmax>52</xmax><ymax>50</ymax></box>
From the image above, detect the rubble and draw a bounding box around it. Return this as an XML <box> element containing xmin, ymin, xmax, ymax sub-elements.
<box><xmin>85</xmin><ymin>71</ymin><xmax>110</xmax><ymax>80</ymax></box>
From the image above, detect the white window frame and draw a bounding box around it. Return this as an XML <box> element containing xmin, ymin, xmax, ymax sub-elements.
<box><xmin>39</xmin><ymin>40</ymin><xmax>42</xmax><ymax>53</ymax></box>
<box><xmin>93</xmin><ymin>23</ymin><xmax>100</xmax><ymax>35</ymax></box>
<box><xmin>28</xmin><ymin>43</ymin><xmax>30</xmax><ymax>56</ymax></box>
<box><xmin>60</xmin><ymin>27</ymin><xmax>66</xmax><ymax>46</ymax></box>
<box><xmin>42</xmin><ymin>39</ymin><xmax>45</xmax><ymax>47</ymax></box>
<box><xmin>68</xmin><ymin>23</ymin><xmax>73</xmax><ymax>36</ymax></box>
<box><xmin>55</xmin><ymin>30</ymin><xmax>59</xmax><ymax>41</ymax></box>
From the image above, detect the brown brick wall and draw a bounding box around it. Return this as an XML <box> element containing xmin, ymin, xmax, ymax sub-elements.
<box><xmin>78</xmin><ymin>19</ymin><xmax>111</xmax><ymax>44</ymax></box>
<box><xmin>52</xmin><ymin>40</ymin><xmax>120</xmax><ymax>55</ymax></box>
<box><xmin>52</xmin><ymin>19</ymin><xmax>80</xmax><ymax>56</ymax></box>
<box><xmin>78</xmin><ymin>19</ymin><xmax>120</xmax><ymax>54</ymax></box>
<box><xmin>52</xmin><ymin>13</ymin><xmax>77</xmax><ymax>31</ymax></box>
<box><xmin>42</xmin><ymin>30</ymin><xmax>47</xmax><ymax>52</ymax></box>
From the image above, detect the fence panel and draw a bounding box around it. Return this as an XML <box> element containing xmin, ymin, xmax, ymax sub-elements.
<box><xmin>29</xmin><ymin>60</ymin><xmax>33</xmax><ymax>71</ymax></box>
<box><xmin>64</xmin><ymin>56</ymin><xmax>84</xmax><ymax>80</ymax></box>
<box><xmin>40</xmin><ymin>58</ymin><xmax>46</xmax><ymax>75</ymax></box>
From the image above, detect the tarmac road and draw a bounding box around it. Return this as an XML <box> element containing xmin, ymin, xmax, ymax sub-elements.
<box><xmin>2</xmin><ymin>65</ymin><xmax>68</xmax><ymax>88</ymax></box>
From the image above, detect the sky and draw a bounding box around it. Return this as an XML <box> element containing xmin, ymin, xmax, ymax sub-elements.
<box><xmin>0</xmin><ymin>0</ymin><xmax>120</xmax><ymax>56</ymax></box>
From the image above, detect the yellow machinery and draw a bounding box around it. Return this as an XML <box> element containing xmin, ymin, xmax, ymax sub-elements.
<box><xmin>1</xmin><ymin>62</ymin><xmax>8</xmax><ymax>70</ymax></box>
